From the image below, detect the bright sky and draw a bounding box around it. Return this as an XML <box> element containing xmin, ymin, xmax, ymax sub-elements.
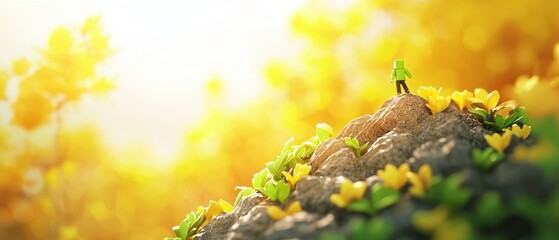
<box><xmin>0</xmin><ymin>1</ymin><xmax>302</xmax><ymax>161</ymax></box>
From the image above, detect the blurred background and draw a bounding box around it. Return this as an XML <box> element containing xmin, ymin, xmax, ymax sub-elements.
<box><xmin>1</xmin><ymin>0</ymin><xmax>559</xmax><ymax>239</ymax></box>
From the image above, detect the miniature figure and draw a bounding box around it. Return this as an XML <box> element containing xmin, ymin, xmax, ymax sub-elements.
<box><xmin>390</xmin><ymin>60</ymin><xmax>413</xmax><ymax>94</ymax></box>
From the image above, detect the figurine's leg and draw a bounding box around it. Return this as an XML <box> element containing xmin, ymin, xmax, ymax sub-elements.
<box><xmin>396</xmin><ymin>82</ymin><xmax>402</xmax><ymax>94</ymax></box>
<box><xmin>402</xmin><ymin>81</ymin><xmax>410</xmax><ymax>93</ymax></box>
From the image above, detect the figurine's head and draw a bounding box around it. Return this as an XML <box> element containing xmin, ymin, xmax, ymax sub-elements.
<box><xmin>394</xmin><ymin>59</ymin><xmax>405</xmax><ymax>68</ymax></box>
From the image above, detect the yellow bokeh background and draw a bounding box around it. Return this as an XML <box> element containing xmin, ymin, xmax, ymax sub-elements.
<box><xmin>2</xmin><ymin>0</ymin><xmax>559</xmax><ymax>239</ymax></box>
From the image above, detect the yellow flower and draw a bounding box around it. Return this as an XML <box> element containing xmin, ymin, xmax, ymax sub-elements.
<box><xmin>484</xmin><ymin>130</ymin><xmax>512</xmax><ymax>153</ymax></box>
<box><xmin>512</xmin><ymin>76</ymin><xmax>559</xmax><ymax>118</ymax></box>
<box><xmin>267</xmin><ymin>201</ymin><xmax>302</xmax><ymax>221</ymax></box>
<box><xmin>510</xmin><ymin>124</ymin><xmax>531</xmax><ymax>139</ymax></box>
<box><xmin>469</xmin><ymin>88</ymin><xmax>500</xmax><ymax>111</ymax></box>
<box><xmin>201</xmin><ymin>199</ymin><xmax>234</xmax><ymax>228</ymax></box>
<box><xmin>13</xmin><ymin>58</ymin><xmax>31</xmax><ymax>76</ymax></box>
<box><xmin>48</xmin><ymin>26</ymin><xmax>74</xmax><ymax>53</ymax></box>
<box><xmin>417</xmin><ymin>86</ymin><xmax>441</xmax><ymax>100</ymax></box>
<box><xmin>434</xmin><ymin>218</ymin><xmax>471</xmax><ymax>240</ymax></box>
<box><xmin>0</xmin><ymin>71</ymin><xmax>8</xmax><ymax>100</ymax></box>
<box><xmin>513</xmin><ymin>140</ymin><xmax>553</xmax><ymax>163</ymax></box>
<box><xmin>492</xmin><ymin>100</ymin><xmax>517</xmax><ymax>118</ymax></box>
<box><xmin>377</xmin><ymin>163</ymin><xmax>410</xmax><ymax>190</ymax></box>
<box><xmin>282</xmin><ymin>163</ymin><xmax>312</xmax><ymax>188</ymax></box>
<box><xmin>407</xmin><ymin>165</ymin><xmax>433</xmax><ymax>197</ymax></box>
<box><xmin>450</xmin><ymin>90</ymin><xmax>473</xmax><ymax>110</ymax></box>
<box><xmin>412</xmin><ymin>205</ymin><xmax>450</xmax><ymax>233</ymax></box>
<box><xmin>329</xmin><ymin>179</ymin><xmax>367</xmax><ymax>208</ymax></box>
<box><xmin>426</xmin><ymin>95</ymin><xmax>451</xmax><ymax>114</ymax></box>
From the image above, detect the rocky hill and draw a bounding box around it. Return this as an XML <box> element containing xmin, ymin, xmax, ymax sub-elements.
<box><xmin>172</xmin><ymin>93</ymin><xmax>557</xmax><ymax>240</ymax></box>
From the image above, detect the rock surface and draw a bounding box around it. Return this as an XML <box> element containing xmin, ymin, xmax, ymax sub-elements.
<box><xmin>193</xmin><ymin>94</ymin><xmax>554</xmax><ymax>240</ymax></box>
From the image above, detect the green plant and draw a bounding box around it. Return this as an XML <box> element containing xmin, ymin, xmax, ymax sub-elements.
<box><xmin>346</xmin><ymin>183</ymin><xmax>401</xmax><ymax>215</ymax></box>
<box><xmin>473</xmin><ymin>148</ymin><xmax>505</xmax><ymax>170</ymax></box>
<box><xmin>319</xmin><ymin>218</ymin><xmax>394</xmax><ymax>240</ymax></box>
<box><xmin>316</xmin><ymin>123</ymin><xmax>334</xmax><ymax>143</ymax></box>
<box><xmin>171</xmin><ymin>208</ymin><xmax>205</xmax><ymax>240</ymax></box>
<box><xmin>470</xmin><ymin>107</ymin><xmax>527</xmax><ymax>133</ymax></box>
<box><xmin>343</xmin><ymin>137</ymin><xmax>369</xmax><ymax>157</ymax></box>
<box><xmin>475</xmin><ymin>192</ymin><xmax>507</xmax><ymax>226</ymax></box>
<box><xmin>267</xmin><ymin>123</ymin><xmax>332</xmax><ymax>181</ymax></box>
<box><xmin>423</xmin><ymin>174</ymin><xmax>473</xmax><ymax>209</ymax></box>
<box><xmin>233</xmin><ymin>186</ymin><xmax>256</xmax><ymax>207</ymax></box>
<box><xmin>251</xmin><ymin>168</ymin><xmax>292</xmax><ymax>203</ymax></box>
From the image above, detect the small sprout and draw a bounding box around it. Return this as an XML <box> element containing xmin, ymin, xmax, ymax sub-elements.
<box><xmin>412</xmin><ymin>205</ymin><xmax>450</xmax><ymax>234</ymax></box>
<box><xmin>267</xmin><ymin>201</ymin><xmax>302</xmax><ymax>221</ymax></box>
<box><xmin>472</xmin><ymin>148</ymin><xmax>505</xmax><ymax>170</ymax></box>
<box><xmin>330</xmin><ymin>179</ymin><xmax>367</xmax><ymax>208</ymax></box>
<box><xmin>282</xmin><ymin>163</ymin><xmax>312</xmax><ymax>188</ymax></box>
<box><xmin>426</xmin><ymin>95</ymin><xmax>451</xmax><ymax>114</ymax></box>
<box><xmin>450</xmin><ymin>90</ymin><xmax>473</xmax><ymax>110</ymax></box>
<box><xmin>483</xmin><ymin>108</ymin><xmax>526</xmax><ymax>132</ymax></box>
<box><xmin>343</xmin><ymin>137</ymin><xmax>369</xmax><ymax>157</ymax></box>
<box><xmin>172</xmin><ymin>207</ymin><xmax>205</xmax><ymax>240</ymax></box>
<box><xmin>484</xmin><ymin>130</ymin><xmax>512</xmax><ymax>153</ymax></box>
<box><xmin>252</xmin><ymin>169</ymin><xmax>270</xmax><ymax>191</ymax></box>
<box><xmin>348</xmin><ymin>218</ymin><xmax>395</xmax><ymax>240</ymax></box>
<box><xmin>424</xmin><ymin>174</ymin><xmax>473</xmax><ymax>209</ymax></box>
<box><xmin>316</xmin><ymin>123</ymin><xmax>334</xmax><ymax>143</ymax></box>
<box><xmin>469</xmin><ymin>88</ymin><xmax>500</xmax><ymax>111</ymax></box>
<box><xmin>417</xmin><ymin>86</ymin><xmax>441</xmax><ymax>100</ymax></box>
<box><xmin>475</xmin><ymin>191</ymin><xmax>507</xmax><ymax>226</ymax></box>
<box><xmin>376</xmin><ymin>163</ymin><xmax>410</xmax><ymax>190</ymax></box>
<box><xmin>261</xmin><ymin>179</ymin><xmax>292</xmax><ymax>203</ymax></box>
<box><xmin>346</xmin><ymin>183</ymin><xmax>401</xmax><ymax>215</ymax></box>
<box><xmin>510</xmin><ymin>123</ymin><xmax>531</xmax><ymax>139</ymax></box>
<box><xmin>407</xmin><ymin>164</ymin><xmax>433</xmax><ymax>197</ymax></box>
<box><xmin>233</xmin><ymin>186</ymin><xmax>256</xmax><ymax>208</ymax></box>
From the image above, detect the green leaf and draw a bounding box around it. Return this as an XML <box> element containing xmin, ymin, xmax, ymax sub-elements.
<box><xmin>252</xmin><ymin>169</ymin><xmax>269</xmax><ymax>191</ymax></box>
<box><xmin>371</xmin><ymin>183</ymin><xmax>401</xmax><ymax>211</ymax></box>
<box><xmin>316</xmin><ymin>123</ymin><xmax>333</xmax><ymax>143</ymax></box>
<box><xmin>350</xmin><ymin>218</ymin><xmax>394</xmax><ymax>240</ymax></box>
<box><xmin>261</xmin><ymin>179</ymin><xmax>292</xmax><ymax>203</ymax></box>
<box><xmin>424</xmin><ymin>174</ymin><xmax>472</xmax><ymax>209</ymax></box>
<box><xmin>343</xmin><ymin>137</ymin><xmax>369</xmax><ymax>157</ymax></box>
<box><xmin>347</xmin><ymin>199</ymin><xmax>374</xmax><ymax>215</ymax></box>
<box><xmin>473</xmin><ymin>148</ymin><xmax>505</xmax><ymax>170</ymax></box>
<box><xmin>476</xmin><ymin>191</ymin><xmax>507</xmax><ymax>226</ymax></box>
<box><xmin>234</xmin><ymin>186</ymin><xmax>256</xmax><ymax>207</ymax></box>
<box><xmin>470</xmin><ymin>108</ymin><xmax>488</xmax><ymax>122</ymax></box>
<box><xmin>276</xmin><ymin>180</ymin><xmax>292</xmax><ymax>203</ymax></box>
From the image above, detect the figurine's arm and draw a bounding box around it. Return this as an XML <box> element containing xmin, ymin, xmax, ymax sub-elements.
<box><xmin>390</xmin><ymin>69</ymin><xmax>396</xmax><ymax>83</ymax></box>
<box><xmin>404</xmin><ymin>69</ymin><xmax>413</xmax><ymax>79</ymax></box>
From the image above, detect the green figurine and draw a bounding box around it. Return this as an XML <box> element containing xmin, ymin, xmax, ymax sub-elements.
<box><xmin>390</xmin><ymin>59</ymin><xmax>413</xmax><ymax>94</ymax></box>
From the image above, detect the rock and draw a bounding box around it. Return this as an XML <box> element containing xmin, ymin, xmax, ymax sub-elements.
<box><xmin>309</xmin><ymin>138</ymin><xmax>348</xmax><ymax>172</ymax></box>
<box><xmin>337</xmin><ymin>94</ymin><xmax>431</xmax><ymax>148</ymax></box>
<box><xmin>228</xmin><ymin>205</ymin><xmax>273</xmax><ymax>240</ymax></box>
<box><xmin>361</xmin><ymin>108</ymin><xmax>488</xmax><ymax>176</ymax></box>
<box><xmin>291</xmin><ymin>176</ymin><xmax>345</xmax><ymax>214</ymax></box>
<box><xmin>191</xmin><ymin>93</ymin><xmax>556</xmax><ymax>240</ymax></box>
<box><xmin>409</xmin><ymin>137</ymin><xmax>474</xmax><ymax>176</ymax></box>
<box><xmin>315</xmin><ymin>148</ymin><xmax>368</xmax><ymax>181</ymax></box>
<box><xmin>196</xmin><ymin>194</ymin><xmax>266</xmax><ymax>240</ymax></box>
